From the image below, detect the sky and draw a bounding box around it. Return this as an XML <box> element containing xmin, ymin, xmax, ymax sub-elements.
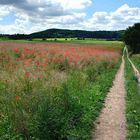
<box><xmin>0</xmin><ymin>0</ymin><xmax>140</xmax><ymax>34</ymax></box>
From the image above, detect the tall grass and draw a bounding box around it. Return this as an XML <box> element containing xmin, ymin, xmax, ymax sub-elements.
<box><xmin>131</xmin><ymin>54</ymin><xmax>140</xmax><ymax>70</ymax></box>
<box><xmin>0</xmin><ymin>47</ymin><xmax>121</xmax><ymax>140</ymax></box>
<box><xmin>125</xmin><ymin>58</ymin><xmax>140</xmax><ymax>139</ymax></box>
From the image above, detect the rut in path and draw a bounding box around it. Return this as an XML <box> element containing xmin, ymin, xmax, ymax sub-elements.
<box><xmin>92</xmin><ymin>58</ymin><xmax>127</xmax><ymax>140</ymax></box>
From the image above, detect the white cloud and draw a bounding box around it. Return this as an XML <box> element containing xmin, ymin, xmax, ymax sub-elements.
<box><xmin>82</xmin><ymin>4</ymin><xmax>140</xmax><ymax>30</ymax></box>
<box><xmin>0</xmin><ymin>2</ymin><xmax>140</xmax><ymax>34</ymax></box>
<box><xmin>0</xmin><ymin>6</ymin><xmax>11</xmax><ymax>17</ymax></box>
<box><xmin>0</xmin><ymin>24</ymin><xmax>26</xmax><ymax>34</ymax></box>
<box><xmin>54</xmin><ymin>0</ymin><xmax>92</xmax><ymax>10</ymax></box>
<box><xmin>91</xmin><ymin>12</ymin><xmax>109</xmax><ymax>24</ymax></box>
<box><xmin>0</xmin><ymin>0</ymin><xmax>90</xmax><ymax>34</ymax></box>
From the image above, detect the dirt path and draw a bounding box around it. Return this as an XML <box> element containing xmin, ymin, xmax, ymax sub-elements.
<box><xmin>92</xmin><ymin>57</ymin><xmax>127</xmax><ymax>140</ymax></box>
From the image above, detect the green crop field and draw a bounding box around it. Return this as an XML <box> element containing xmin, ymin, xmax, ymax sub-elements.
<box><xmin>0</xmin><ymin>37</ymin><xmax>123</xmax><ymax>48</ymax></box>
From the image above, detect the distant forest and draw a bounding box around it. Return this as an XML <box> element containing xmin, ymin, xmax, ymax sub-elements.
<box><xmin>0</xmin><ymin>28</ymin><xmax>125</xmax><ymax>40</ymax></box>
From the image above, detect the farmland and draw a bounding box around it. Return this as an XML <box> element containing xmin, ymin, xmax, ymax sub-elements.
<box><xmin>0</xmin><ymin>41</ymin><xmax>122</xmax><ymax>139</ymax></box>
<box><xmin>0</xmin><ymin>37</ymin><xmax>123</xmax><ymax>47</ymax></box>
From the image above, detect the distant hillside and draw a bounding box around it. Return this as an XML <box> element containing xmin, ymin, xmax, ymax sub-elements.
<box><xmin>30</xmin><ymin>29</ymin><xmax>124</xmax><ymax>40</ymax></box>
<box><xmin>0</xmin><ymin>28</ymin><xmax>125</xmax><ymax>40</ymax></box>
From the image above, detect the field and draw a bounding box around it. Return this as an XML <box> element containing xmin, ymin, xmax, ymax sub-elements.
<box><xmin>0</xmin><ymin>37</ymin><xmax>123</xmax><ymax>47</ymax></box>
<box><xmin>0</xmin><ymin>41</ymin><xmax>122</xmax><ymax>139</ymax></box>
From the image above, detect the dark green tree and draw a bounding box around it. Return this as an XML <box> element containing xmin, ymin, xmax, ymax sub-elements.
<box><xmin>124</xmin><ymin>23</ymin><xmax>140</xmax><ymax>53</ymax></box>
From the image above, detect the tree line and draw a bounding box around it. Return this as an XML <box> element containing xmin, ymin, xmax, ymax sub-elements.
<box><xmin>0</xmin><ymin>29</ymin><xmax>124</xmax><ymax>40</ymax></box>
<box><xmin>124</xmin><ymin>23</ymin><xmax>140</xmax><ymax>53</ymax></box>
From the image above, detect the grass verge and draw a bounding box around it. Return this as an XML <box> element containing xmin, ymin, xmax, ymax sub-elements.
<box><xmin>131</xmin><ymin>54</ymin><xmax>140</xmax><ymax>70</ymax></box>
<box><xmin>125</xmin><ymin>57</ymin><xmax>140</xmax><ymax>139</ymax></box>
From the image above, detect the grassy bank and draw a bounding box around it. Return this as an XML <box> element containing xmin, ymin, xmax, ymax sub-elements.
<box><xmin>125</xmin><ymin>57</ymin><xmax>140</xmax><ymax>139</ymax></box>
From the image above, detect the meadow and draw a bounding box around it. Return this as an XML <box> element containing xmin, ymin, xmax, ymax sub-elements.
<box><xmin>0</xmin><ymin>41</ymin><xmax>122</xmax><ymax>139</ymax></box>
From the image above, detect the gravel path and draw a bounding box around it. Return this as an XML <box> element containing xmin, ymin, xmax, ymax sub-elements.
<box><xmin>92</xmin><ymin>58</ymin><xmax>127</xmax><ymax>140</ymax></box>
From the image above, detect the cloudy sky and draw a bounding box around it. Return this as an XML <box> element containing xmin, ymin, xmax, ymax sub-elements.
<box><xmin>0</xmin><ymin>0</ymin><xmax>140</xmax><ymax>34</ymax></box>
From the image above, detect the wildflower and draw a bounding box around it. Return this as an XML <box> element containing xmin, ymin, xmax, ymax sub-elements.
<box><xmin>25</xmin><ymin>72</ymin><xmax>30</xmax><ymax>78</ymax></box>
<box><xmin>15</xmin><ymin>96</ymin><xmax>21</xmax><ymax>101</ymax></box>
<box><xmin>2</xmin><ymin>54</ymin><xmax>5</xmax><ymax>58</ymax></box>
<box><xmin>24</xmin><ymin>60</ymin><xmax>30</xmax><ymax>66</ymax></box>
<box><xmin>14</xmin><ymin>48</ymin><xmax>19</xmax><ymax>53</ymax></box>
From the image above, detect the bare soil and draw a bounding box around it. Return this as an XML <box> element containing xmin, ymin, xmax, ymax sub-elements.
<box><xmin>92</xmin><ymin>58</ymin><xmax>127</xmax><ymax>140</ymax></box>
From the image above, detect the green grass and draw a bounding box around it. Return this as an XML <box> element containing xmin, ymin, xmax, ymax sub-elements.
<box><xmin>35</xmin><ymin>63</ymin><xmax>120</xmax><ymax>140</ymax></box>
<box><xmin>0</xmin><ymin>37</ymin><xmax>123</xmax><ymax>48</ymax></box>
<box><xmin>131</xmin><ymin>54</ymin><xmax>140</xmax><ymax>71</ymax></box>
<box><xmin>125</xmin><ymin>57</ymin><xmax>140</xmax><ymax>139</ymax></box>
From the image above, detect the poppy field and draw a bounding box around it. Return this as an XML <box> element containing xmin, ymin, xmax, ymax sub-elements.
<box><xmin>0</xmin><ymin>42</ymin><xmax>122</xmax><ymax>140</ymax></box>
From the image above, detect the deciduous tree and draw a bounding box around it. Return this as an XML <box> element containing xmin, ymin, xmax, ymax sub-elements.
<box><xmin>124</xmin><ymin>23</ymin><xmax>140</xmax><ymax>53</ymax></box>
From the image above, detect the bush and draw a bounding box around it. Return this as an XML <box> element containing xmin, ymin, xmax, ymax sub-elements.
<box><xmin>42</xmin><ymin>38</ymin><xmax>46</xmax><ymax>41</ymax></box>
<box><xmin>124</xmin><ymin>23</ymin><xmax>140</xmax><ymax>53</ymax></box>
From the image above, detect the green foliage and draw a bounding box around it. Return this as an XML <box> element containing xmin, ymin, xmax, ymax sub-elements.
<box><xmin>32</xmin><ymin>61</ymin><xmax>120</xmax><ymax>140</ymax></box>
<box><xmin>125</xmin><ymin>58</ymin><xmax>140</xmax><ymax>139</ymax></box>
<box><xmin>124</xmin><ymin>23</ymin><xmax>140</xmax><ymax>53</ymax></box>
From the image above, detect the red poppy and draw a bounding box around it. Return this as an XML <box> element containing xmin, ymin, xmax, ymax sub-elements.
<box><xmin>14</xmin><ymin>48</ymin><xmax>19</xmax><ymax>53</ymax></box>
<box><xmin>15</xmin><ymin>96</ymin><xmax>21</xmax><ymax>101</ymax></box>
<box><xmin>25</xmin><ymin>72</ymin><xmax>30</xmax><ymax>78</ymax></box>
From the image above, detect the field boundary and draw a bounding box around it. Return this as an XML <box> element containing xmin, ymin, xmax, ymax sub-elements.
<box><xmin>124</xmin><ymin>46</ymin><xmax>140</xmax><ymax>85</ymax></box>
